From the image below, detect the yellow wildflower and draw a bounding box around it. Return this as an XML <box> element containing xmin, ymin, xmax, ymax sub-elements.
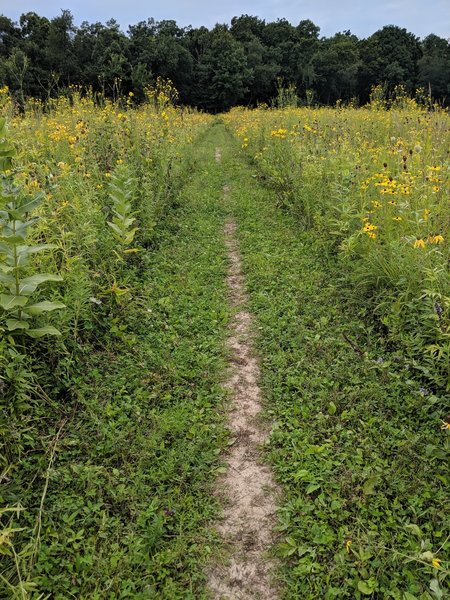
<box><xmin>429</xmin><ymin>235</ymin><xmax>444</xmax><ymax>244</ymax></box>
<box><xmin>413</xmin><ymin>239</ymin><xmax>426</xmax><ymax>249</ymax></box>
<box><xmin>432</xmin><ymin>558</ymin><xmax>442</xmax><ymax>569</ymax></box>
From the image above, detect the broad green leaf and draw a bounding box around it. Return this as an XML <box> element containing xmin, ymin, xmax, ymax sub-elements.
<box><xmin>429</xmin><ymin>579</ymin><xmax>443</xmax><ymax>599</ymax></box>
<box><xmin>328</xmin><ymin>401</ymin><xmax>337</xmax><ymax>415</ymax></box>
<box><xmin>107</xmin><ymin>222</ymin><xmax>123</xmax><ymax>237</ymax></box>
<box><xmin>26</xmin><ymin>326</ymin><xmax>61</xmax><ymax>338</ymax></box>
<box><xmin>16</xmin><ymin>244</ymin><xmax>58</xmax><ymax>266</ymax></box>
<box><xmin>0</xmin><ymin>272</ymin><xmax>14</xmax><ymax>285</ymax></box>
<box><xmin>6</xmin><ymin>319</ymin><xmax>30</xmax><ymax>331</ymax></box>
<box><xmin>0</xmin><ymin>294</ymin><xmax>29</xmax><ymax>310</ymax></box>
<box><xmin>4</xmin><ymin>209</ymin><xmax>25</xmax><ymax>220</ymax></box>
<box><xmin>362</xmin><ymin>476</ymin><xmax>378</xmax><ymax>496</ymax></box>
<box><xmin>358</xmin><ymin>579</ymin><xmax>377</xmax><ymax>595</ymax></box>
<box><xmin>18</xmin><ymin>244</ymin><xmax>57</xmax><ymax>255</ymax></box>
<box><xmin>18</xmin><ymin>193</ymin><xmax>45</xmax><ymax>214</ymax></box>
<box><xmin>0</xmin><ymin>235</ymin><xmax>26</xmax><ymax>244</ymax></box>
<box><xmin>17</xmin><ymin>274</ymin><xmax>63</xmax><ymax>295</ymax></box>
<box><xmin>24</xmin><ymin>300</ymin><xmax>65</xmax><ymax>315</ymax></box>
<box><xmin>405</xmin><ymin>524</ymin><xmax>422</xmax><ymax>538</ymax></box>
<box><xmin>306</xmin><ymin>483</ymin><xmax>321</xmax><ymax>494</ymax></box>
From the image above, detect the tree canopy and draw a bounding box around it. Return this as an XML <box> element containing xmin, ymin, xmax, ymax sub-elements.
<box><xmin>0</xmin><ymin>11</ymin><xmax>449</xmax><ymax>109</ymax></box>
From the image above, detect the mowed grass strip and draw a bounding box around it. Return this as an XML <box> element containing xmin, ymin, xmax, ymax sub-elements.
<box><xmin>219</xmin><ymin>128</ymin><xmax>449</xmax><ymax>599</ymax></box>
<box><xmin>12</xmin><ymin>124</ymin><xmax>230</xmax><ymax>599</ymax></box>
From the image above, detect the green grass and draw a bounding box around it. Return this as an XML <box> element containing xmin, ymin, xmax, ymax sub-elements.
<box><xmin>2</xmin><ymin>123</ymin><xmax>231</xmax><ymax>599</ymax></box>
<box><xmin>3</xmin><ymin>120</ymin><xmax>449</xmax><ymax>599</ymax></box>
<box><xmin>217</xmin><ymin>126</ymin><xmax>449</xmax><ymax>599</ymax></box>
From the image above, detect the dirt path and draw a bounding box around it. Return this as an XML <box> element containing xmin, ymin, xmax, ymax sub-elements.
<box><xmin>208</xmin><ymin>148</ymin><xmax>279</xmax><ymax>599</ymax></box>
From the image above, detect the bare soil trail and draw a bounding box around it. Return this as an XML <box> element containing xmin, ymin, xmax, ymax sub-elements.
<box><xmin>208</xmin><ymin>148</ymin><xmax>280</xmax><ymax>600</ymax></box>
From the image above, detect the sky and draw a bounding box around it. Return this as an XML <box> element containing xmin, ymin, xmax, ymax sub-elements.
<box><xmin>2</xmin><ymin>0</ymin><xmax>450</xmax><ymax>39</ymax></box>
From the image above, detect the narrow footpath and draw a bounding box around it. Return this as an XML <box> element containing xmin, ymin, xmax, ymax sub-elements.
<box><xmin>208</xmin><ymin>148</ymin><xmax>279</xmax><ymax>599</ymax></box>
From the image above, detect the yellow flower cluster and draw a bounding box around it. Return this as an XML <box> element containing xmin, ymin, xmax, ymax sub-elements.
<box><xmin>413</xmin><ymin>235</ymin><xmax>444</xmax><ymax>248</ymax></box>
<box><xmin>271</xmin><ymin>128</ymin><xmax>288</xmax><ymax>138</ymax></box>
<box><xmin>363</xmin><ymin>221</ymin><xmax>377</xmax><ymax>239</ymax></box>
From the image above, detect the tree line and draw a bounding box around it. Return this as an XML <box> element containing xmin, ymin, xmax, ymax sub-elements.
<box><xmin>0</xmin><ymin>11</ymin><xmax>449</xmax><ymax>111</ymax></box>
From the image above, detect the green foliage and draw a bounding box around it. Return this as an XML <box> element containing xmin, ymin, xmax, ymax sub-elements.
<box><xmin>232</xmin><ymin>103</ymin><xmax>450</xmax><ymax>392</ymax></box>
<box><xmin>0</xmin><ymin>122</ymin><xmax>64</xmax><ymax>338</ymax></box>
<box><xmin>0</xmin><ymin>124</ymin><xmax>229</xmax><ymax>598</ymax></box>
<box><xmin>224</xmin><ymin>141</ymin><xmax>449</xmax><ymax>597</ymax></box>
<box><xmin>107</xmin><ymin>164</ymin><xmax>139</xmax><ymax>254</ymax></box>
<box><xmin>2</xmin><ymin>10</ymin><xmax>450</xmax><ymax>110</ymax></box>
<box><xmin>273</xmin><ymin>78</ymin><xmax>299</xmax><ymax>108</ymax></box>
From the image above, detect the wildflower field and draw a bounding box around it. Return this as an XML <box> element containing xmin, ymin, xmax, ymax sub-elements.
<box><xmin>226</xmin><ymin>96</ymin><xmax>450</xmax><ymax>392</ymax></box>
<box><xmin>0</xmin><ymin>86</ymin><xmax>449</xmax><ymax>599</ymax></box>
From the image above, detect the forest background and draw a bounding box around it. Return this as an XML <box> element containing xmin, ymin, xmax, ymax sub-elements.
<box><xmin>0</xmin><ymin>11</ymin><xmax>449</xmax><ymax>111</ymax></box>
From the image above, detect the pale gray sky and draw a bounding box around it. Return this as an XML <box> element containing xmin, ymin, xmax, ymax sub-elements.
<box><xmin>1</xmin><ymin>0</ymin><xmax>449</xmax><ymax>38</ymax></box>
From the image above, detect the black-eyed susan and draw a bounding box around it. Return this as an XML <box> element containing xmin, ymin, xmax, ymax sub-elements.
<box><xmin>429</xmin><ymin>234</ymin><xmax>444</xmax><ymax>244</ymax></box>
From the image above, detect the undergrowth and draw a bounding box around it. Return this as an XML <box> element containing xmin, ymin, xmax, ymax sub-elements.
<box><xmin>1</xmin><ymin>108</ymin><xmax>229</xmax><ymax>597</ymax></box>
<box><xmin>219</xmin><ymin>130</ymin><xmax>449</xmax><ymax>599</ymax></box>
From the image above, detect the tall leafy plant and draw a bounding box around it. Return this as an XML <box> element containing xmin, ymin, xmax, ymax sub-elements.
<box><xmin>107</xmin><ymin>164</ymin><xmax>139</xmax><ymax>256</ymax></box>
<box><xmin>0</xmin><ymin>118</ymin><xmax>65</xmax><ymax>338</ymax></box>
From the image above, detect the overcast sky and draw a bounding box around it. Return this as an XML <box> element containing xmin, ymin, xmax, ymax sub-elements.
<box><xmin>2</xmin><ymin>0</ymin><xmax>449</xmax><ymax>39</ymax></box>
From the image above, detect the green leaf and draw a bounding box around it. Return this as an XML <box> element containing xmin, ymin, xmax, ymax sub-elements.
<box><xmin>24</xmin><ymin>300</ymin><xmax>65</xmax><ymax>315</ymax></box>
<box><xmin>306</xmin><ymin>482</ymin><xmax>321</xmax><ymax>494</ymax></box>
<box><xmin>14</xmin><ymin>244</ymin><xmax>57</xmax><ymax>267</ymax></box>
<box><xmin>17</xmin><ymin>274</ymin><xmax>63</xmax><ymax>295</ymax></box>
<box><xmin>26</xmin><ymin>326</ymin><xmax>61</xmax><ymax>338</ymax></box>
<box><xmin>18</xmin><ymin>244</ymin><xmax>57</xmax><ymax>255</ymax></box>
<box><xmin>403</xmin><ymin>593</ymin><xmax>419</xmax><ymax>600</ymax></box>
<box><xmin>405</xmin><ymin>524</ymin><xmax>422</xmax><ymax>538</ymax></box>
<box><xmin>18</xmin><ymin>193</ymin><xmax>45</xmax><ymax>214</ymax></box>
<box><xmin>6</xmin><ymin>319</ymin><xmax>30</xmax><ymax>331</ymax></box>
<box><xmin>429</xmin><ymin>579</ymin><xmax>443</xmax><ymax>599</ymax></box>
<box><xmin>0</xmin><ymin>294</ymin><xmax>29</xmax><ymax>310</ymax></box>
<box><xmin>362</xmin><ymin>476</ymin><xmax>378</xmax><ymax>496</ymax></box>
<box><xmin>0</xmin><ymin>235</ymin><xmax>26</xmax><ymax>244</ymax></box>
<box><xmin>107</xmin><ymin>222</ymin><xmax>124</xmax><ymax>237</ymax></box>
<box><xmin>328</xmin><ymin>401</ymin><xmax>337</xmax><ymax>415</ymax></box>
<box><xmin>357</xmin><ymin>579</ymin><xmax>377</xmax><ymax>595</ymax></box>
<box><xmin>0</xmin><ymin>272</ymin><xmax>15</xmax><ymax>286</ymax></box>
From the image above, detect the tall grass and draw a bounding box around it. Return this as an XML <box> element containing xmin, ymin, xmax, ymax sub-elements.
<box><xmin>0</xmin><ymin>84</ymin><xmax>211</xmax><ymax>597</ymax></box>
<box><xmin>225</xmin><ymin>93</ymin><xmax>450</xmax><ymax>391</ymax></box>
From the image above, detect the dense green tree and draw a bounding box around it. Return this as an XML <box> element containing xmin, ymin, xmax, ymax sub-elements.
<box><xmin>194</xmin><ymin>25</ymin><xmax>250</xmax><ymax>111</ymax></box>
<box><xmin>46</xmin><ymin>10</ymin><xmax>76</xmax><ymax>88</ymax></box>
<box><xmin>230</xmin><ymin>15</ymin><xmax>279</xmax><ymax>104</ymax></box>
<box><xmin>0</xmin><ymin>11</ymin><xmax>447</xmax><ymax>110</ymax></box>
<box><xmin>359</xmin><ymin>25</ymin><xmax>422</xmax><ymax>100</ymax></box>
<box><xmin>0</xmin><ymin>16</ymin><xmax>21</xmax><ymax>58</ymax></box>
<box><xmin>17</xmin><ymin>12</ymin><xmax>50</xmax><ymax>97</ymax></box>
<box><xmin>417</xmin><ymin>34</ymin><xmax>450</xmax><ymax>101</ymax></box>
<box><xmin>73</xmin><ymin>19</ymin><xmax>129</xmax><ymax>95</ymax></box>
<box><xmin>312</xmin><ymin>32</ymin><xmax>361</xmax><ymax>103</ymax></box>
